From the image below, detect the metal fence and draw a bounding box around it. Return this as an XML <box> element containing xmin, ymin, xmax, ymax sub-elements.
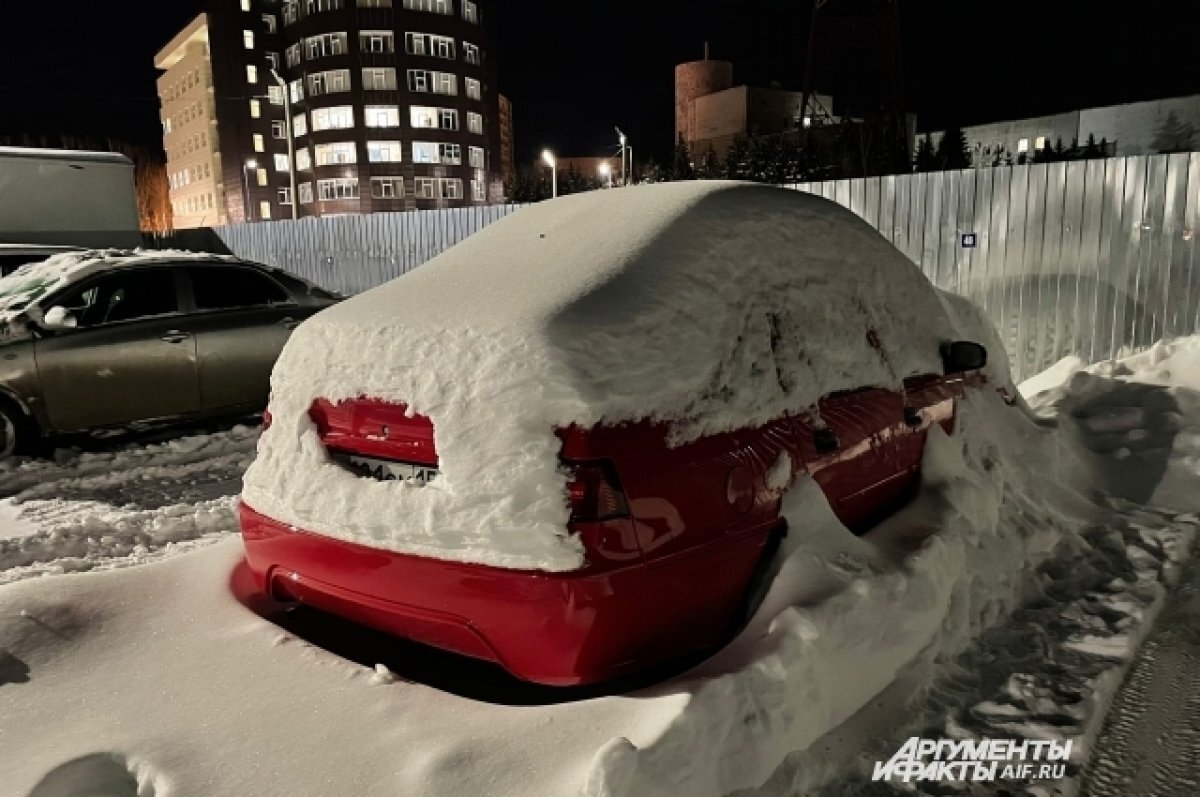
<box><xmin>153</xmin><ymin>154</ymin><xmax>1200</xmax><ymax>381</ymax></box>
<box><xmin>203</xmin><ymin>203</ymin><xmax>527</xmax><ymax>296</ymax></box>
<box><xmin>790</xmin><ymin>153</ymin><xmax>1200</xmax><ymax>380</ymax></box>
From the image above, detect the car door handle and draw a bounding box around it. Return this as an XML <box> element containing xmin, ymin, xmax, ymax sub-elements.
<box><xmin>160</xmin><ymin>331</ymin><xmax>191</xmax><ymax>344</ymax></box>
<box><xmin>279</xmin><ymin>317</ymin><xmax>300</xmax><ymax>331</ymax></box>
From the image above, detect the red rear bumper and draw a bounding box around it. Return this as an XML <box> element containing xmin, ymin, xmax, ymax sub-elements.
<box><xmin>238</xmin><ymin>502</ymin><xmax>766</xmax><ymax>685</ymax></box>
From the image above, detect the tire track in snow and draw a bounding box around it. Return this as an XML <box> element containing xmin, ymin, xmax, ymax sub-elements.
<box><xmin>0</xmin><ymin>426</ymin><xmax>256</xmax><ymax>582</ymax></box>
<box><xmin>1082</xmin><ymin>561</ymin><xmax>1200</xmax><ymax>797</ymax></box>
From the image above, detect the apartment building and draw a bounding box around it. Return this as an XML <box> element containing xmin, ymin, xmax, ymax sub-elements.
<box><xmin>156</xmin><ymin>0</ymin><xmax>501</xmax><ymax>228</ymax></box>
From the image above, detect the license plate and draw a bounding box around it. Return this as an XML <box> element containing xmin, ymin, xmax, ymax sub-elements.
<box><xmin>339</xmin><ymin>454</ymin><xmax>440</xmax><ymax>485</ymax></box>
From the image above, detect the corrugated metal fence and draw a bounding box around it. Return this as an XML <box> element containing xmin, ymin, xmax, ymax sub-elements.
<box><xmin>161</xmin><ymin>153</ymin><xmax>1200</xmax><ymax>381</ymax></box>
<box><xmin>789</xmin><ymin>153</ymin><xmax>1200</xmax><ymax>380</ymax></box>
<box><xmin>210</xmin><ymin>203</ymin><xmax>526</xmax><ymax>295</ymax></box>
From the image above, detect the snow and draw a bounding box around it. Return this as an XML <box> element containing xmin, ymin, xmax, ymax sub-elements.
<box><xmin>0</xmin><ymin>248</ymin><xmax>242</xmax><ymax>336</ymax></box>
<box><xmin>0</xmin><ymin>426</ymin><xmax>255</xmax><ymax>583</ymax></box>
<box><xmin>2</xmin><ymin>228</ymin><xmax>1200</xmax><ymax>795</ymax></box>
<box><xmin>245</xmin><ymin>182</ymin><xmax>1010</xmax><ymax>572</ymax></box>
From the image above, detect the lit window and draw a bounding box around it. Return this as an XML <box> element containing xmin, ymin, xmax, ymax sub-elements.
<box><xmin>361</xmin><ymin>31</ymin><xmax>395</xmax><ymax>53</ymax></box>
<box><xmin>274</xmin><ymin>154</ymin><xmax>290</xmax><ymax>171</ymax></box>
<box><xmin>363</xmin><ymin>68</ymin><xmax>398</xmax><ymax>90</ymax></box>
<box><xmin>471</xmin><ymin>179</ymin><xmax>485</xmax><ymax>201</ymax></box>
<box><xmin>308</xmin><ymin>69</ymin><xmax>351</xmax><ymax>96</ymax></box>
<box><xmin>241</xmin><ymin>0</ymin><xmax>251</xmax><ymax>10</ymax></box>
<box><xmin>365</xmin><ymin>105</ymin><xmax>400</xmax><ymax>128</ymax></box>
<box><xmin>292</xmin><ymin>112</ymin><xmax>308</xmax><ymax>136</ymax></box>
<box><xmin>311</xmin><ymin>105</ymin><xmax>355</xmax><ymax>131</ymax></box>
<box><xmin>410</xmin><ymin>105</ymin><xmax>456</xmax><ymax>129</ymax></box>
<box><xmin>462</xmin><ymin>0</ymin><xmax>478</xmax><ymax>23</ymax></box>
<box><xmin>465</xmin><ymin>78</ymin><xmax>481</xmax><ymax>100</ymax></box>
<box><xmin>268</xmin><ymin>85</ymin><xmax>284</xmax><ymax>105</ymax></box>
<box><xmin>296</xmin><ymin>148</ymin><xmax>312</xmax><ymax>170</ymax></box>
<box><xmin>469</xmin><ymin>146</ymin><xmax>484</xmax><ymax>169</ymax></box>
<box><xmin>263</xmin><ymin>15</ymin><xmax>278</xmax><ymax>34</ymax></box>
<box><xmin>367</xmin><ymin>141</ymin><xmax>403</xmax><ymax>162</ymax></box>
<box><xmin>283</xmin><ymin>2</ymin><xmax>299</xmax><ymax>24</ymax></box>
<box><xmin>299</xmin><ymin>182</ymin><xmax>314</xmax><ymax>203</ymax></box>
<box><xmin>1035</xmin><ymin>136</ymin><xmax>1047</xmax><ymax>151</ymax></box>
<box><xmin>370</xmin><ymin>177</ymin><xmax>404</xmax><ymax>198</ymax></box>
<box><xmin>1017</xmin><ymin>138</ymin><xmax>1029</xmax><ymax>154</ymax></box>
<box><xmin>306</xmin><ymin>32</ymin><xmax>348</xmax><ymax>59</ymax></box>
<box><xmin>467</xmin><ymin>112</ymin><xmax>483</xmax><ymax>135</ymax></box>
<box><xmin>260</xmin><ymin>201</ymin><xmax>272</xmax><ymax>219</ymax></box>
<box><xmin>253</xmin><ymin>134</ymin><xmax>265</xmax><ymax>152</ymax></box>
<box><xmin>249</xmin><ymin>99</ymin><xmax>262</xmax><ymax>118</ymax></box>
<box><xmin>317</xmin><ymin>177</ymin><xmax>359</xmax><ymax>200</ymax></box>
<box><xmin>286</xmin><ymin>44</ymin><xmax>302</xmax><ymax>68</ymax></box>
<box><xmin>314</xmin><ymin>142</ymin><xmax>358</xmax><ymax>165</ymax></box>
<box><xmin>412</xmin><ymin>142</ymin><xmax>437</xmax><ymax>163</ymax></box>
<box><xmin>358</xmin><ymin>0</ymin><xmax>392</xmax><ymax>6</ymax></box>
<box><xmin>272</xmin><ymin>120</ymin><xmax>286</xmax><ymax>139</ymax></box>
<box><xmin>257</xmin><ymin>168</ymin><xmax>269</xmax><ymax>186</ymax></box>
<box><xmin>244</xmin><ymin>30</ymin><xmax>255</xmax><ymax>49</ymax></box>
<box><xmin>403</xmin><ymin>0</ymin><xmax>451</xmax><ymax>13</ymax></box>
<box><xmin>463</xmin><ymin>43</ymin><xmax>480</xmax><ymax>64</ymax></box>
<box><xmin>289</xmin><ymin>79</ymin><xmax>304</xmax><ymax>104</ymax></box>
<box><xmin>247</xmin><ymin>64</ymin><xmax>258</xmax><ymax>84</ymax></box>
<box><xmin>279</xmin><ymin>187</ymin><xmax>294</xmax><ymax>205</ymax></box>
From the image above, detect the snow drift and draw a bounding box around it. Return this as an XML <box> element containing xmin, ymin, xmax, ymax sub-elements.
<box><xmin>244</xmin><ymin>182</ymin><xmax>1007</xmax><ymax>571</ymax></box>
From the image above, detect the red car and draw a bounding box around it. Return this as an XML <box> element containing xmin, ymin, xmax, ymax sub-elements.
<box><xmin>239</xmin><ymin>183</ymin><xmax>1003</xmax><ymax>686</ymax></box>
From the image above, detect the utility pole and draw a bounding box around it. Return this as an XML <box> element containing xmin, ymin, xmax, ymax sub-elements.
<box><xmin>271</xmin><ymin>69</ymin><xmax>299</xmax><ymax>221</ymax></box>
<box><xmin>616</xmin><ymin>127</ymin><xmax>627</xmax><ymax>186</ymax></box>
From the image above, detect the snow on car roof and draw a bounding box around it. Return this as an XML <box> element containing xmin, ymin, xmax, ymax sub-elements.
<box><xmin>246</xmin><ymin>182</ymin><xmax>1006</xmax><ymax>572</ymax></box>
<box><xmin>0</xmin><ymin>248</ymin><xmax>241</xmax><ymax>317</ymax></box>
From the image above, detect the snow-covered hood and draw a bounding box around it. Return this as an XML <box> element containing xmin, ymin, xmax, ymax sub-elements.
<box><xmin>244</xmin><ymin>182</ymin><xmax>1007</xmax><ymax>571</ymax></box>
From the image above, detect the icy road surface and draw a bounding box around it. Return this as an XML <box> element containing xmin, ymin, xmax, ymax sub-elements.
<box><xmin>0</xmin><ymin>424</ymin><xmax>256</xmax><ymax>583</ymax></box>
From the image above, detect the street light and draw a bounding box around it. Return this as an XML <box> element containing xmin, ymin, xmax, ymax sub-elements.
<box><xmin>270</xmin><ymin>68</ymin><xmax>299</xmax><ymax>221</ymax></box>
<box><xmin>542</xmin><ymin>149</ymin><xmax>557</xmax><ymax>198</ymax></box>
<box><xmin>598</xmin><ymin>162</ymin><xmax>612</xmax><ymax>188</ymax></box>
<box><xmin>242</xmin><ymin>159</ymin><xmax>258</xmax><ymax>223</ymax></box>
<box><xmin>615</xmin><ymin>127</ymin><xmax>628</xmax><ymax>186</ymax></box>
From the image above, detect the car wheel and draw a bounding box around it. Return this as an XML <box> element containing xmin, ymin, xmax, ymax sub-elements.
<box><xmin>0</xmin><ymin>399</ymin><xmax>37</xmax><ymax>460</ymax></box>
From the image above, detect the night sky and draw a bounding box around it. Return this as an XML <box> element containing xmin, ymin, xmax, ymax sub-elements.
<box><xmin>2</xmin><ymin>0</ymin><xmax>1198</xmax><ymax>165</ymax></box>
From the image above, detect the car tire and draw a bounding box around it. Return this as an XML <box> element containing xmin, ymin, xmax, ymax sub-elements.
<box><xmin>0</xmin><ymin>399</ymin><xmax>38</xmax><ymax>460</ymax></box>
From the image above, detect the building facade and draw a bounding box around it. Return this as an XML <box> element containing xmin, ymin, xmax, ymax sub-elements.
<box><xmin>926</xmin><ymin>95</ymin><xmax>1200</xmax><ymax>166</ymax></box>
<box><xmin>675</xmin><ymin>57</ymin><xmax>835</xmax><ymax>160</ymax></box>
<box><xmin>156</xmin><ymin>0</ymin><xmax>501</xmax><ymax>229</ymax></box>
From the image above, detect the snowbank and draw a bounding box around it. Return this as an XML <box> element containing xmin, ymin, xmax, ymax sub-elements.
<box><xmin>245</xmin><ymin>182</ymin><xmax>1007</xmax><ymax>571</ymax></box>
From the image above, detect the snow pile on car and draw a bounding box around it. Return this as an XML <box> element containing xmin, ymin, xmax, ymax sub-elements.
<box><xmin>0</xmin><ymin>248</ymin><xmax>242</xmax><ymax>336</ymax></box>
<box><xmin>245</xmin><ymin>182</ymin><xmax>1008</xmax><ymax>571</ymax></box>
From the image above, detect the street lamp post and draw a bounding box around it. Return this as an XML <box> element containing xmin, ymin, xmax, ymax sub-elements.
<box><xmin>242</xmin><ymin>159</ymin><xmax>258</xmax><ymax>223</ymax></box>
<box><xmin>270</xmin><ymin>68</ymin><xmax>299</xmax><ymax>221</ymax></box>
<box><xmin>542</xmin><ymin>149</ymin><xmax>557</xmax><ymax>198</ymax></box>
<box><xmin>616</xmin><ymin>127</ymin><xmax>627</xmax><ymax>186</ymax></box>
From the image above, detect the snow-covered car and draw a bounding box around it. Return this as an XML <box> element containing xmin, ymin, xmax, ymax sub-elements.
<box><xmin>239</xmin><ymin>182</ymin><xmax>1008</xmax><ymax>686</ymax></box>
<box><xmin>0</xmin><ymin>244</ymin><xmax>84</xmax><ymax>277</ymax></box>
<box><xmin>0</xmin><ymin>249</ymin><xmax>339</xmax><ymax>457</ymax></box>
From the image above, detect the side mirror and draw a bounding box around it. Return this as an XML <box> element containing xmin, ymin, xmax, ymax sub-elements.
<box><xmin>42</xmin><ymin>306</ymin><xmax>78</xmax><ymax>331</ymax></box>
<box><xmin>941</xmin><ymin>341</ymin><xmax>987</xmax><ymax>373</ymax></box>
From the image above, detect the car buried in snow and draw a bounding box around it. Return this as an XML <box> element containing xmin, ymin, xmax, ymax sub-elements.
<box><xmin>239</xmin><ymin>181</ymin><xmax>1010</xmax><ymax>686</ymax></box>
<box><xmin>0</xmin><ymin>250</ymin><xmax>339</xmax><ymax>458</ymax></box>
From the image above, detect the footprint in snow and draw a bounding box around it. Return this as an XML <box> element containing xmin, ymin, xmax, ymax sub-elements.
<box><xmin>26</xmin><ymin>753</ymin><xmax>154</xmax><ymax>797</ymax></box>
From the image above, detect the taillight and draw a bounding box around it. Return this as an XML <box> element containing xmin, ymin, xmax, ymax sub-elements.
<box><xmin>565</xmin><ymin>461</ymin><xmax>630</xmax><ymax>523</ymax></box>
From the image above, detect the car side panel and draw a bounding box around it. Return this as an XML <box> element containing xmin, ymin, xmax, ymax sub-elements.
<box><xmin>33</xmin><ymin>316</ymin><xmax>201</xmax><ymax>431</ymax></box>
<box><xmin>189</xmin><ymin>306</ymin><xmax>307</xmax><ymax>412</ymax></box>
